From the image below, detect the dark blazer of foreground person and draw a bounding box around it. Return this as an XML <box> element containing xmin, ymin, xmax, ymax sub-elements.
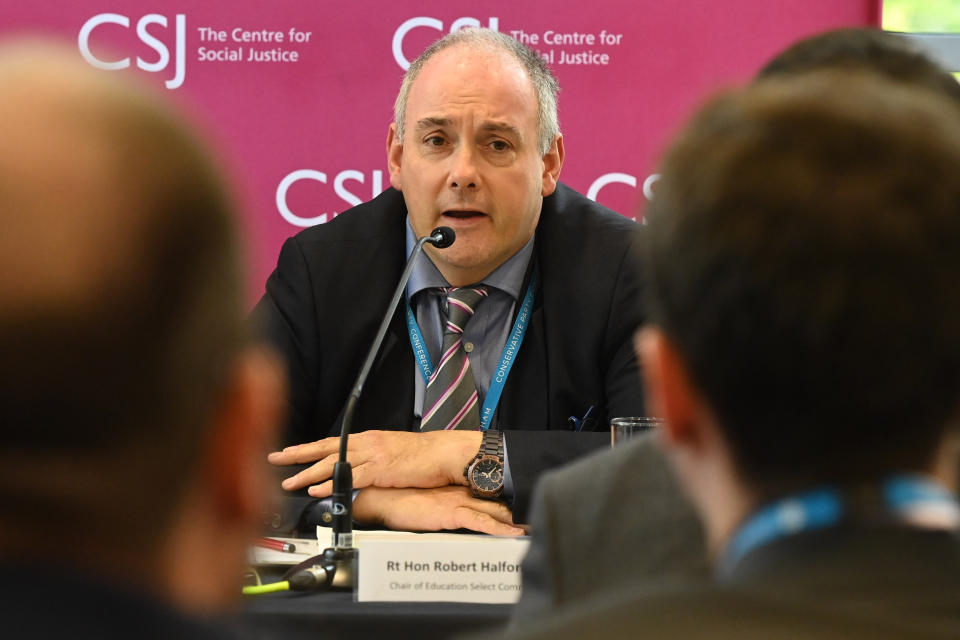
<box><xmin>508</xmin><ymin>524</ymin><xmax>960</xmax><ymax>639</ymax></box>
<box><xmin>511</xmin><ymin>434</ymin><xmax>708</xmax><ymax>621</ymax></box>
<box><xmin>256</xmin><ymin>183</ymin><xmax>645</xmax><ymax>521</ymax></box>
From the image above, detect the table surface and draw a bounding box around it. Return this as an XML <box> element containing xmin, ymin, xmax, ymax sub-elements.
<box><xmin>238</xmin><ymin>589</ymin><xmax>512</xmax><ymax>640</ymax></box>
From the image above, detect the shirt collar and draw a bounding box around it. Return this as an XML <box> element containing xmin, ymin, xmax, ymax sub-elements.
<box><xmin>404</xmin><ymin>217</ymin><xmax>534</xmax><ymax>301</ymax></box>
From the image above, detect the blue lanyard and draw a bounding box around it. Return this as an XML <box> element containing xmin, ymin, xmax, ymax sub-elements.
<box><xmin>404</xmin><ymin>272</ymin><xmax>537</xmax><ymax>431</ymax></box>
<box><xmin>718</xmin><ymin>475</ymin><xmax>960</xmax><ymax>578</ymax></box>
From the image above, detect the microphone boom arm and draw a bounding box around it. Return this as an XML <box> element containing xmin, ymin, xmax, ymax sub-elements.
<box><xmin>331</xmin><ymin>226</ymin><xmax>453</xmax><ymax>550</ymax></box>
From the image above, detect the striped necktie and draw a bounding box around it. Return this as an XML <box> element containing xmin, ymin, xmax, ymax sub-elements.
<box><xmin>420</xmin><ymin>286</ymin><xmax>488</xmax><ymax>431</ymax></box>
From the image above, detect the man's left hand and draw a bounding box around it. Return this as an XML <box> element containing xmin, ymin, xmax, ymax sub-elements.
<box><xmin>352</xmin><ymin>486</ymin><xmax>525</xmax><ymax>536</ymax></box>
<box><xmin>267</xmin><ymin>429</ymin><xmax>482</xmax><ymax>497</ymax></box>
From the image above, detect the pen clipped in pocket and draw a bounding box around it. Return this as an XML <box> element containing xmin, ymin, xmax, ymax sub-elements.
<box><xmin>567</xmin><ymin>405</ymin><xmax>597</xmax><ymax>432</ymax></box>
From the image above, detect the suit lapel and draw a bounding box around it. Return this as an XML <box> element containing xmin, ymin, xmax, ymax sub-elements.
<box><xmin>351</xmin><ymin>287</ymin><xmax>417</xmax><ymax>432</ymax></box>
<box><xmin>326</xmin><ymin>196</ymin><xmax>416</xmax><ymax>435</ymax></box>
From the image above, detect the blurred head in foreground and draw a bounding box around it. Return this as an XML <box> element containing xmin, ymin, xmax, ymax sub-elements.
<box><xmin>0</xmin><ymin>41</ymin><xmax>283</xmax><ymax>614</ymax></box>
<box><xmin>637</xmin><ymin>68</ymin><xmax>960</xmax><ymax>553</ymax></box>
<box><xmin>757</xmin><ymin>27</ymin><xmax>960</xmax><ymax>102</ymax></box>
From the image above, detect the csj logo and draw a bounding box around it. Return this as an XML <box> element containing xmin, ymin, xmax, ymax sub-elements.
<box><xmin>277</xmin><ymin>169</ymin><xmax>387</xmax><ymax>227</ymax></box>
<box><xmin>588</xmin><ymin>173</ymin><xmax>660</xmax><ymax>204</ymax></box>
<box><xmin>78</xmin><ymin>13</ymin><xmax>186</xmax><ymax>89</ymax></box>
<box><xmin>392</xmin><ymin>16</ymin><xmax>499</xmax><ymax>70</ymax></box>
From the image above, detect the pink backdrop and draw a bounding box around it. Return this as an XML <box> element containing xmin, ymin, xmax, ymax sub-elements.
<box><xmin>0</xmin><ymin>1</ymin><xmax>879</xmax><ymax>300</ymax></box>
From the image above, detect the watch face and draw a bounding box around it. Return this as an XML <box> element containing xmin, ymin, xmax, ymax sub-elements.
<box><xmin>471</xmin><ymin>458</ymin><xmax>503</xmax><ymax>492</ymax></box>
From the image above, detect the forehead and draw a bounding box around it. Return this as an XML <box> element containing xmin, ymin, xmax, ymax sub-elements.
<box><xmin>405</xmin><ymin>45</ymin><xmax>538</xmax><ymax>129</ymax></box>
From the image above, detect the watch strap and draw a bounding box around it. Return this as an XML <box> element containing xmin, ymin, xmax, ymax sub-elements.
<box><xmin>477</xmin><ymin>429</ymin><xmax>504</xmax><ymax>462</ymax></box>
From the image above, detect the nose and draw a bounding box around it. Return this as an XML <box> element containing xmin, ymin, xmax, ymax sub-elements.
<box><xmin>449</xmin><ymin>144</ymin><xmax>479</xmax><ymax>191</ymax></box>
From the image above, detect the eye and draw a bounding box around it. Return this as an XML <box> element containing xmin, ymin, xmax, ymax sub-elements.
<box><xmin>425</xmin><ymin>135</ymin><xmax>446</xmax><ymax>147</ymax></box>
<box><xmin>489</xmin><ymin>139</ymin><xmax>510</xmax><ymax>152</ymax></box>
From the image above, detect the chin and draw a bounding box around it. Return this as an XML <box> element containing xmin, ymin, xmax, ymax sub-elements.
<box><xmin>436</xmin><ymin>251</ymin><xmax>497</xmax><ymax>282</ymax></box>
<box><xmin>437</xmin><ymin>241</ymin><xmax>482</xmax><ymax>264</ymax></box>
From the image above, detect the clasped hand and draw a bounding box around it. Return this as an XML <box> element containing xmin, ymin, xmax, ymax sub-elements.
<box><xmin>266</xmin><ymin>430</ymin><xmax>524</xmax><ymax>536</ymax></box>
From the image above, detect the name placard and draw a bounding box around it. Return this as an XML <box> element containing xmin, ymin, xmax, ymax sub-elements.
<box><xmin>324</xmin><ymin>530</ymin><xmax>529</xmax><ymax>603</ymax></box>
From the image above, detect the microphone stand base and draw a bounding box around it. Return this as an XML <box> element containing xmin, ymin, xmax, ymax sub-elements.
<box><xmin>320</xmin><ymin>546</ymin><xmax>358</xmax><ymax>591</ymax></box>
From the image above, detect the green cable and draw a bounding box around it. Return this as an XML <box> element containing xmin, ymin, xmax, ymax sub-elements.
<box><xmin>242</xmin><ymin>580</ymin><xmax>290</xmax><ymax>595</ymax></box>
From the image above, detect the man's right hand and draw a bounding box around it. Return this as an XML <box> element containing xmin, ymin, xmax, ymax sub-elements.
<box><xmin>352</xmin><ymin>486</ymin><xmax>525</xmax><ymax>537</ymax></box>
<box><xmin>268</xmin><ymin>430</ymin><xmax>482</xmax><ymax>496</ymax></box>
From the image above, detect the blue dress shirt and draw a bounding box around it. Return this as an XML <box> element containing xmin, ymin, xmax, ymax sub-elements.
<box><xmin>405</xmin><ymin>218</ymin><xmax>535</xmax><ymax>500</ymax></box>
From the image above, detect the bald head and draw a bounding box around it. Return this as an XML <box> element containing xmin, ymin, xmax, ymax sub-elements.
<box><xmin>0</xmin><ymin>42</ymin><xmax>244</xmax><ymax>552</ymax></box>
<box><xmin>0</xmin><ymin>45</ymin><xmax>199</xmax><ymax>316</ymax></box>
<box><xmin>393</xmin><ymin>29</ymin><xmax>560</xmax><ymax>155</ymax></box>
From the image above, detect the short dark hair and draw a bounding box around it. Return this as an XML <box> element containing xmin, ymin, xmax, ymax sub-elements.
<box><xmin>0</xmin><ymin>45</ymin><xmax>244</xmax><ymax>550</ymax></box>
<box><xmin>758</xmin><ymin>27</ymin><xmax>960</xmax><ymax>102</ymax></box>
<box><xmin>644</xmin><ymin>71</ymin><xmax>960</xmax><ymax>491</ymax></box>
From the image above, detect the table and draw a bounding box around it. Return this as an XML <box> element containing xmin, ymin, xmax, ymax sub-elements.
<box><xmin>237</xmin><ymin>590</ymin><xmax>512</xmax><ymax>639</ymax></box>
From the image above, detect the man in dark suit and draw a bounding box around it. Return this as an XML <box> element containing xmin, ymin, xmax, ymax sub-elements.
<box><xmin>259</xmin><ymin>28</ymin><xmax>644</xmax><ymax>533</ymax></box>
<box><xmin>0</xmin><ymin>41</ymin><xmax>283</xmax><ymax>638</ymax></box>
<box><xmin>503</xmin><ymin>61</ymin><xmax>960</xmax><ymax>639</ymax></box>
<box><xmin>510</xmin><ymin>28</ymin><xmax>960</xmax><ymax>625</ymax></box>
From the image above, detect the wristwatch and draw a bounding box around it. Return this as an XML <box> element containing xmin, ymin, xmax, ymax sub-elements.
<box><xmin>464</xmin><ymin>430</ymin><xmax>504</xmax><ymax>499</ymax></box>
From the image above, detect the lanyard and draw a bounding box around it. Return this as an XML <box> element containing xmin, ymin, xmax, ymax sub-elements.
<box><xmin>404</xmin><ymin>272</ymin><xmax>537</xmax><ymax>431</ymax></box>
<box><xmin>718</xmin><ymin>475</ymin><xmax>960</xmax><ymax>578</ymax></box>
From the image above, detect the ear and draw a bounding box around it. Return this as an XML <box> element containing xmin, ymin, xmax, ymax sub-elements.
<box><xmin>540</xmin><ymin>135</ymin><xmax>564</xmax><ymax>197</ymax></box>
<box><xmin>634</xmin><ymin>327</ymin><xmax>704</xmax><ymax>451</ymax></box>
<box><xmin>203</xmin><ymin>347</ymin><xmax>286</xmax><ymax>523</ymax></box>
<box><xmin>387</xmin><ymin>123</ymin><xmax>404</xmax><ymax>191</ymax></box>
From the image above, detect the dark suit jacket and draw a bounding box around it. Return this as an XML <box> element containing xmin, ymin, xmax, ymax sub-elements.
<box><xmin>0</xmin><ymin>564</ymin><xmax>236</xmax><ymax>640</ymax></box>
<box><xmin>511</xmin><ymin>434</ymin><xmax>708</xmax><ymax>624</ymax></box>
<box><xmin>505</xmin><ymin>520</ymin><xmax>960</xmax><ymax>639</ymax></box>
<box><xmin>255</xmin><ymin>183</ymin><xmax>645</xmax><ymax>522</ymax></box>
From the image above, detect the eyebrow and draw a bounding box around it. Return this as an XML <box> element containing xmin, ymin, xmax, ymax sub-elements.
<box><xmin>415</xmin><ymin>117</ymin><xmax>451</xmax><ymax>131</ymax></box>
<box><xmin>413</xmin><ymin>117</ymin><xmax>524</xmax><ymax>142</ymax></box>
<box><xmin>480</xmin><ymin>121</ymin><xmax>523</xmax><ymax>141</ymax></box>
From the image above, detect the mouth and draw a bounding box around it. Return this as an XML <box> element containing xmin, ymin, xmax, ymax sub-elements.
<box><xmin>442</xmin><ymin>210</ymin><xmax>487</xmax><ymax>221</ymax></box>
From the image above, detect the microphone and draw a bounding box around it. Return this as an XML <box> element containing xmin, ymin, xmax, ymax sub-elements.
<box><xmin>429</xmin><ymin>226</ymin><xmax>455</xmax><ymax>249</ymax></box>
<box><xmin>322</xmin><ymin>225</ymin><xmax>455</xmax><ymax>589</ymax></box>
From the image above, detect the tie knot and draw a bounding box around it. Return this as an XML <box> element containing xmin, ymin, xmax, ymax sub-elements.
<box><xmin>444</xmin><ymin>286</ymin><xmax>488</xmax><ymax>334</ymax></box>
